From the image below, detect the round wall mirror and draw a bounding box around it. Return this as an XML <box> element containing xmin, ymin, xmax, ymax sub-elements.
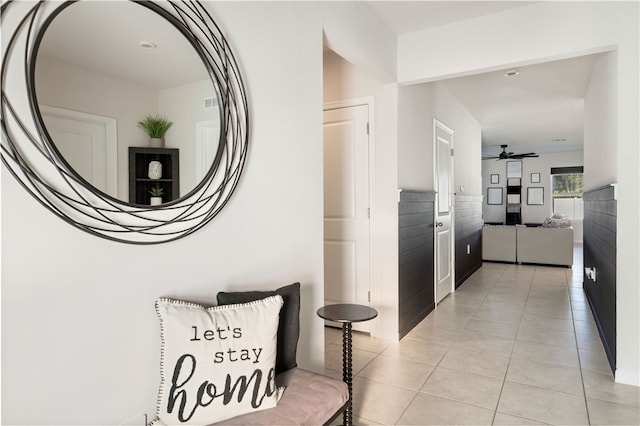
<box><xmin>33</xmin><ymin>1</ymin><xmax>222</xmax><ymax>203</ymax></box>
<box><xmin>1</xmin><ymin>0</ymin><xmax>249</xmax><ymax>244</ymax></box>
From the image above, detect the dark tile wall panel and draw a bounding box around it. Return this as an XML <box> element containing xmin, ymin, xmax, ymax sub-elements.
<box><xmin>583</xmin><ymin>185</ymin><xmax>616</xmax><ymax>373</ymax></box>
<box><xmin>454</xmin><ymin>195</ymin><xmax>484</xmax><ymax>288</ymax></box>
<box><xmin>399</xmin><ymin>190</ymin><xmax>435</xmax><ymax>339</ymax></box>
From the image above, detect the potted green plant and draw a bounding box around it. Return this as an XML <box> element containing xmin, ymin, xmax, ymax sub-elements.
<box><xmin>149</xmin><ymin>184</ymin><xmax>165</xmax><ymax>206</ymax></box>
<box><xmin>137</xmin><ymin>114</ymin><xmax>173</xmax><ymax>148</ymax></box>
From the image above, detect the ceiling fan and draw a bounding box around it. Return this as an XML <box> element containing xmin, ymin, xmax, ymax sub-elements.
<box><xmin>482</xmin><ymin>144</ymin><xmax>539</xmax><ymax>160</ymax></box>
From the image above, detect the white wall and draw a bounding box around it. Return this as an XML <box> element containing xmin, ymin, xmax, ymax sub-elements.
<box><xmin>482</xmin><ymin>151</ymin><xmax>584</xmax><ymax>224</ymax></box>
<box><xmin>4</xmin><ymin>4</ymin><xmax>638</xmax><ymax>426</ymax></box>
<box><xmin>2</xmin><ymin>1</ymin><xmax>401</xmax><ymax>423</ymax></box>
<box><xmin>322</xmin><ymin>1</ymin><xmax>397</xmax><ymax>83</ymax></box>
<box><xmin>35</xmin><ymin>57</ymin><xmax>157</xmax><ymax>199</ymax></box>
<box><xmin>398</xmin><ymin>82</ymin><xmax>482</xmax><ymax>195</ymax></box>
<box><xmin>398</xmin><ymin>83</ymin><xmax>434</xmax><ymax>190</ymax></box>
<box><xmin>584</xmin><ymin>51</ymin><xmax>617</xmax><ymax>190</ymax></box>
<box><xmin>323</xmin><ymin>49</ymin><xmax>399</xmax><ymax>341</ymax></box>
<box><xmin>1</xmin><ymin>2</ymin><xmax>398</xmax><ymax>424</ymax></box>
<box><xmin>34</xmin><ymin>59</ymin><xmax>222</xmax><ymax>201</ymax></box>
<box><xmin>399</xmin><ymin>1</ymin><xmax>639</xmax><ymax>386</ymax></box>
<box><xmin>158</xmin><ymin>79</ymin><xmax>218</xmax><ymax>196</ymax></box>
<box><xmin>584</xmin><ymin>39</ymin><xmax>640</xmax><ymax>386</ymax></box>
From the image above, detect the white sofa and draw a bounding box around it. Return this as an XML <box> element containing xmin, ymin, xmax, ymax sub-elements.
<box><xmin>482</xmin><ymin>226</ymin><xmax>517</xmax><ymax>263</ymax></box>
<box><xmin>482</xmin><ymin>225</ymin><xmax>573</xmax><ymax>267</ymax></box>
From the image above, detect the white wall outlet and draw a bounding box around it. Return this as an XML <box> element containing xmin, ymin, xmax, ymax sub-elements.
<box><xmin>466</xmin><ymin>244</ymin><xmax>471</xmax><ymax>255</ymax></box>
<box><xmin>585</xmin><ymin>267</ymin><xmax>597</xmax><ymax>282</ymax></box>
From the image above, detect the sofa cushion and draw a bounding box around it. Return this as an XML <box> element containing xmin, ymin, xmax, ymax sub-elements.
<box><xmin>516</xmin><ymin>227</ymin><xmax>573</xmax><ymax>266</ymax></box>
<box><xmin>212</xmin><ymin>368</ymin><xmax>349</xmax><ymax>425</ymax></box>
<box><xmin>153</xmin><ymin>296</ymin><xmax>283</xmax><ymax>425</ymax></box>
<box><xmin>482</xmin><ymin>226</ymin><xmax>517</xmax><ymax>263</ymax></box>
<box><xmin>217</xmin><ymin>283</ymin><xmax>300</xmax><ymax>373</ymax></box>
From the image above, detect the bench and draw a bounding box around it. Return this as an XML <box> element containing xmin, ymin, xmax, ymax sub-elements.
<box><xmin>213</xmin><ymin>368</ymin><xmax>348</xmax><ymax>425</ymax></box>
<box><xmin>152</xmin><ymin>283</ymin><xmax>348</xmax><ymax>426</ymax></box>
<box><xmin>213</xmin><ymin>283</ymin><xmax>349</xmax><ymax>425</ymax></box>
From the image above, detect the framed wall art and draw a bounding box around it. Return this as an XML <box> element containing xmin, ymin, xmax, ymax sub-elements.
<box><xmin>490</xmin><ymin>174</ymin><xmax>499</xmax><ymax>184</ymax></box>
<box><xmin>506</xmin><ymin>160</ymin><xmax>522</xmax><ymax>178</ymax></box>
<box><xmin>531</xmin><ymin>172</ymin><xmax>541</xmax><ymax>183</ymax></box>
<box><xmin>487</xmin><ymin>187</ymin><xmax>503</xmax><ymax>205</ymax></box>
<box><xmin>527</xmin><ymin>187</ymin><xmax>544</xmax><ymax>205</ymax></box>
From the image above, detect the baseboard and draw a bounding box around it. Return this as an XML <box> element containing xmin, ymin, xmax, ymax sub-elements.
<box><xmin>615</xmin><ymin>368</ymin><xmax>640</xmax><ymax>387</ymax></box>
<box><xmin>455</xmin><ymin>262</ymin><xmax>482</xmax><ymax>288</ymax></box>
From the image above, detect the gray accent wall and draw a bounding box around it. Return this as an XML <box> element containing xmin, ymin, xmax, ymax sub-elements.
<box><xmin>583</xmin><ymin>185</ymin><xmax>617</xmax><ymax>373</ymax></box>
<box><xmin>454</xmin><ymin>195</ymin><xmax>483</xmax><ymax>288</ymax></box>
<box><xmin>398</xmin><ymin>190</ymin><xmax>435</xmax><ymax>339</ymax></box>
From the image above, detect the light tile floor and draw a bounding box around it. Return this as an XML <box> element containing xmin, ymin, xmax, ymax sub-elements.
<box><xmin>325</xmin><ymin>246</ymin><xmax>640</xmax><ymax>425</ymax></box>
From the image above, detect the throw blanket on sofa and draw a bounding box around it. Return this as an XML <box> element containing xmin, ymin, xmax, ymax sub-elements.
<box><xmin>543</xmin><ymin>213</ymin><xmax>572</xmax><ymax>228</ymax></box>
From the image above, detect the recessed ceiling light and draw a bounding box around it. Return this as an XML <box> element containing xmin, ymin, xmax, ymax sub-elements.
<box><xmin>504</xmin><ymin>69</ymin><xmax>520</xmax><ymax>77</ymax></box>
<box><xmin>139</xmin><ymin>40</ymin><xmax>157</xmax><ymax>49</ymax></box>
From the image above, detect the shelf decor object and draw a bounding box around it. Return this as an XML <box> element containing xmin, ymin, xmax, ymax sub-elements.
<box><xmin>129</xmin><ymin>147</ymin><xmax>179</xmax><ymax>206</ymax></box>
<box><xmin>505</xmin><ymin>177</ymin><xmax>522</xmax><ymax>225</ymax></box>
<box><xmin>149</xmin><ymin>184</ymin><xmax>164</xmax><ymax>206</ymax></box>
<box><xmin>148</xmin><ymin>161</ymin><xmax>162</xmax><ymax>179</ymax></box>
<box><xmin>1</xmin><ymin>0</ymin><xmax>249</xmax><ymax>244</ymax></box>
<box><xmin>137</xmin><ymin>114</ymin><xmax>172</xmax><ymax>148</ymax></box>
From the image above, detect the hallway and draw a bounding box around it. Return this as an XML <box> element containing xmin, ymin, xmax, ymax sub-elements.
<box><xmin>325</xmin><ymin>247</ymin><xmax>640</xmax><ymax>425</ymax></box>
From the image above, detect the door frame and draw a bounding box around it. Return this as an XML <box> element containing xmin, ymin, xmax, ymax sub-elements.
<box><xmin>195</xmin><ymin>119</ymin><xmax>221</xmax><ymax>183</ymax></box>
<box><xmin>323</xmin><ymin>96</ymin><xmax>376</xmax><ymax>329</ymax></box>
<box><xmin>40</xmin><ymin>105</ymin><xmax>118</xmax><ymax>197</ymax></box>
<box><xmin>433</xmin><ymin>118</ymin><xmax>455</xmax><ymax>304</ymax></box>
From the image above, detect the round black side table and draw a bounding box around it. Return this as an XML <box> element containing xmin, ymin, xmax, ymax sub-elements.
<box><xmin>317</xmin><ymin>304</ymin><xmax>378</xmax><ymax>426</ymax></box>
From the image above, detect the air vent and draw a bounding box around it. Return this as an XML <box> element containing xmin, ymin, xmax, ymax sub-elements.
<box><xmin>203</xmin><ymin>97</ymin><xmax>216</xmax><ymax>109</ymax></box>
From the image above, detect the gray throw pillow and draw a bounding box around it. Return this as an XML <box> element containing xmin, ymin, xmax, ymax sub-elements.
<box><xmin>217</xmin><ymin>282</ymin><xmax>300</xmax><ymax>373</ymax></box>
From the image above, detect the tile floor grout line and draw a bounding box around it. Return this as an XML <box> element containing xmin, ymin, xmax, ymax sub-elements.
<box><xmin>326</xmin><ymin>247</ymin><xmax>636</xmax><ymax>425</ymax></box>
<box><xmin>490</xmin><ymin>265</ymin><xmax>535</xmax><ymax>425</ymax></box>
<box><xmin>569</xmin><ymin>266</ymin><xmax>594</xmax><ymax>426</ymax></box>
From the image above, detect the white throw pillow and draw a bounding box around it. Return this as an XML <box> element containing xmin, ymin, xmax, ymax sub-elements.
<box><xmin>153</xmin><ymin>295</ymin><xmax>284</xmax><ymax>425</ymax></box>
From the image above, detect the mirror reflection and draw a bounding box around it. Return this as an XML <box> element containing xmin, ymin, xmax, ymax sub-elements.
<box><xmin>34</xmin><ymin>1</ymin><xmax>220</xmax><ymax>203</ymax></box>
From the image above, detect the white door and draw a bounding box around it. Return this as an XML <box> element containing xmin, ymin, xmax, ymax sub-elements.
<box><xmin>40</xmin><ymin>106</ymin><xmax>117</xmax><ymax>197</ymax></box>
<box><xmin>434</xmin><ymin>120</ymin><xmax>454</xmax><ymax>303</ymax></box>
<box><xmin>323</xmin><ymin>104</ymin><xmax>371</xmax><ymax>317</ymax></box>
<box><xmin>195</xmin><ymin>119</ymin><xmax>221</xmax><ymax>182</ymax></box>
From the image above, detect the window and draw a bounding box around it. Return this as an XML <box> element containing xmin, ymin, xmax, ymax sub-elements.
<box><xmin>551</xmin><ymin>169</ymin><xmax>584</xmax><ymax>220</ymax></box>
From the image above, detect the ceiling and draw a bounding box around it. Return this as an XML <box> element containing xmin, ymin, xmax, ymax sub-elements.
<box><xmin>440</xmin><ymin>54</ymin><xmax>595</xmax><ymax>155</ymax></box>
<box><xmin>366</xmin><ymin>1</ymin><xmax>594</xmax><ymax>155</ymax></box>
<box><xmin>40</xmin><ymin>1</ymin><xmax>595</xmax><ymax>155</ymax></box>
<box><xmin>37</xmin><ymin>2</ymin><xmax>209</xmax><ymax>90</ymax></box>
<box><xmin>365</xmin><ymin>1</ymin><xmax>537</xmax><ymax>34</ymax></box>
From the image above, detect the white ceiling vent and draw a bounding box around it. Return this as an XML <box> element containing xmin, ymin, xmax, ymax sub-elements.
<box><xmin>203</xmin><ymin>97</ymin><xmax>216</xmax><ymax>110</ymax></box>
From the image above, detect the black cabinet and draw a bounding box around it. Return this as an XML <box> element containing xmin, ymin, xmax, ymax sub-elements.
<box><xmin>128</xmin><ymin>147</ymin><xmax>179</xmax><ymax>205</ymax></box>
<box><xmin>505</xmin><ymin>179</ymin><xmax>522</xmax><ymax>225</ymax></box>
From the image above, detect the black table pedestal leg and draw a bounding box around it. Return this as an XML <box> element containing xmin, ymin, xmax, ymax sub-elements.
<box><xmin>317</xmin><ymin>304</ymin><xmax>377</xmax><ymax>426</ymax></box>
<box><xmin>342</xmin><ymin>321</ymin><xmax>353</xmax><ymax>426</ymax></box>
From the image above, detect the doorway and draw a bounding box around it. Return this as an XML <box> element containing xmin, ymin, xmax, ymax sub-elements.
<box><xmin>434</xmin><ymin>119</ymin><xmax>454</xmax><ymax>303</ymax></box>
<box><xmin>40</xmin><ymin>105</ymin><xmax>117</xmax><ymax>197</ymax></box>
<box><xmin>323</xmin><ymin>101</ymin><xmax>372</xmax><ymax>329</ymax></box>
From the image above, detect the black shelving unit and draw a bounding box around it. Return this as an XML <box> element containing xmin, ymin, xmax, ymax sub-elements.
<box><xmin>128</xmin><ymin>147</ymin><xmax>179</xmax><ymax>205</ymax></box>
<box><xmin>505</xmin><ymin>178</ymin><xmax>522</xmax><ymax>225</ymax></box>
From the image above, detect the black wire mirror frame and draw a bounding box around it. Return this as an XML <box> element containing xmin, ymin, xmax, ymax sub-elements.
<box><xmin>1</xmin><ymin>0</ymin><xmax>249</xmax><ymax>244</ymax></box>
